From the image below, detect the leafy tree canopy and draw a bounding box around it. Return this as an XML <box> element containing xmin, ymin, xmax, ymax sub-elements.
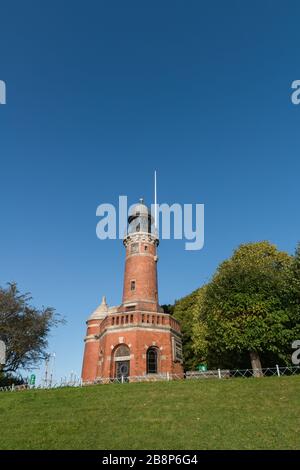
<box><xmin>173</xmin><ymin>288</ymin><xmax>205</xmax><ymax>370</ymax></box>
<box><xmin>0</xmin><ymin>283</ymin><xmax>63</xmax><ymax>377</ymax></box>
<box><xmin>173</xmin><ymin>241</ymin><xmax>300</xmax><ymax>371</ymax></box>
<box><xmin>197</xmin><ymin>241</ymin><xmax>300</xmax><ymax>369</ymax></box>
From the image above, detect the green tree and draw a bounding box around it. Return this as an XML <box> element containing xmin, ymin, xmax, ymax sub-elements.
<box><xmin>191</xmin><ymin>286</ymin><xmax>208</xmax><ymax>363</ymax></box>
<box><xmin>0</xmin><ymin>283</ymin><xmax>63</xmax><ymax>379</ymax></box>
<box><xmin>161</xmin><ymin>304</ymin><xmax>174</xmax><ymax>315</ymax></box>
<box><xmin>173</xmin><ymin>289</ymin><xmax>205</xmax><ymax>370</ymax></box>
<box><xmin>287</xmin><ymin>242</ymin><xmax>300</xmax><ymax>348</ymax></box>
<box><xmin>200</xmin><ymin>241</ymin><xmax>298</xmax><ymax>374</ymax></box>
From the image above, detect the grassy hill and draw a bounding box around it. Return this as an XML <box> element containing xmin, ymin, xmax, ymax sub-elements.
<box><xmin>0</xmin><ymin>376</ymin><xmax>299</xmax><ymax>450</ymax></box>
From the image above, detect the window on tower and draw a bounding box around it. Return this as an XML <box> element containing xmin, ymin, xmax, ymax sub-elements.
<box><xmin>131</xmin><ymin>280</ymin><xmax>136</xmax><ymax>291</ymax></box>
<box><xmin>131</xmin><ymin>243</ymin><xmax>139</xmax><ymax>254</ymax></box>
<box><xmin>147</xmin><ymin>347</ymin><xmax>158</xmax><ymax>374</ymax></box>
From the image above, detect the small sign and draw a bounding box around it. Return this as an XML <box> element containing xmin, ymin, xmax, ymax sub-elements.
<box><xmin>198</xmin><ymin>364</ymin><xmax>207</xmax><ymax>372</ymax></box>
<box><xmin>29</xmin><ymin>374</ymin><xmax>36</xmax><ymax>385</ymax></box>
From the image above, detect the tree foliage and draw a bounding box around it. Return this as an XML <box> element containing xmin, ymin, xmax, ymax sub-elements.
<box><xmin>197</xmin><ymin>242</ymin><xmax>300</xmax><ymax>369</ymax></box>
<box><xmin>173</xmin><ymin>289</ymin><xmax>205</xmax><ymax>370</ymax></box>
<box><xmin>174</xmin><ymin>241</ymin><xmax>300</xmax><ymax>371</ymax></box>
<box><xmin>0</xmin><ymin>282</ymin><xmax>63</xmax><ymax>375</ymax></box>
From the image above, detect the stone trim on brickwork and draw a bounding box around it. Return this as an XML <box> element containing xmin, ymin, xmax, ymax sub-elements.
<box><xmin>113</xmin><ymin>354</ymin><xmax>134</xmax><ymax>362</ymax></box>
<box><xmin>122</xmin><ymin>300</ymin><xmax>157</xmax><ymax>307</ymax></box>
<box><xmin>123</xmin><ymin>232</ymin><xmax>158</xmax><ymax>247</ymax></box>
<box><xmin>84</xmin><ymin>335</ymin><xmax>99</xmax><ymax>343</ymax></box>
<box><xmin>97</xmin><ymin>325</ymin><xmax>182</xmax><ymax>340</ymax></box>
<box><xmin>125</xmin><ymin>252</ymin><xmax>156</xmax><ymax>260</ymax></box>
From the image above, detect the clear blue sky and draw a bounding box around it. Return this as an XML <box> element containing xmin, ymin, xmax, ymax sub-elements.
<box><xmin>1</xmin><ymin>1</ymin><xmax>299</xmax><ymax>381</ymax></box>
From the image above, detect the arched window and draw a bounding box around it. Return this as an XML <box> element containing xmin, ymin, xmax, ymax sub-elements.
<box><xmin>114</xmin><ymin>344</ymin><xmax>130</xmax><ymax>358</ymax></box>
<box><xmin>114</xmin><ymin>344</ymin><xmax>130</xmax><ymax>380</ymax></box>
<box><xmin>147</xmin><ymin>347</ymin><xmax>158</xmax><ymax>374</ymax></box>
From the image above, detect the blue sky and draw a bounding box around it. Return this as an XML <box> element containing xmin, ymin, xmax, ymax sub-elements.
<box><xmin>0</xmin><ymin>1</ymin><xmax>300</xmax><ymax>381</ymax></box>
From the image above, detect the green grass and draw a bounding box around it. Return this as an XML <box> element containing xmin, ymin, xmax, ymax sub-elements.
<box><xmin>0</xmin><ymin>376</ymin><xmax>299</xmax><ymax>450</ymax></box>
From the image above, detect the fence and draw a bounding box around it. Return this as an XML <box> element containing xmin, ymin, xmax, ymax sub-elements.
<box><xmin>186</xmin><ymin>365</ymin><xmax>300</xmax><ymax>379</ymax></box>
<box><xmin>1</xmin><ymin>365</ymin><xmax>300</xmax><ymax>392</ymax></box>
<box><xmin>0</xmin><ymin>377</ymin><xmax>82</xmax><ymax>392</ymax></box>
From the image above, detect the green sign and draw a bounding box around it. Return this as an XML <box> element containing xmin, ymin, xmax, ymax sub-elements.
<box><xmin>29</xmin><ymin>374</ymin><xmax>36</xmax><ymax>385</ymax></box>
<box><xmin>198</xmin><ymin>364</ymin><xmax>207</xmax><ymax>372</ymax></box>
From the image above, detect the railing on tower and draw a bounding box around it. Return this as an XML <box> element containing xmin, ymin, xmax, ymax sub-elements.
<box><xmin>98</xmin><ymin>311</ymin><xmax>181</xmax><ymax>335</ymax></box>
<box><xmin>123</xmin><ymin>228</ymin><xmax>159</xmax><ymax>240</ymax></box>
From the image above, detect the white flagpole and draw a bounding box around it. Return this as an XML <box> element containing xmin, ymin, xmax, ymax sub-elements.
<box><xmin>154</xmin><ymin>170</ymin><xmax>157</xmax><ymax>233</ymax></box>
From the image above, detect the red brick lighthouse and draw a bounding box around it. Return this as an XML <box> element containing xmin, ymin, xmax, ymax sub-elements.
<box><xmin>81</xmin><ymin>198</ymin><xmax>183</xmax><ymax>382</ymax></box>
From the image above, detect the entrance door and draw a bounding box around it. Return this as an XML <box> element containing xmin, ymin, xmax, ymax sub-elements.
<box><xmin>116</xmin><ymin>360</ymin><xmax>130</xmax><ymax>381</ymax></box>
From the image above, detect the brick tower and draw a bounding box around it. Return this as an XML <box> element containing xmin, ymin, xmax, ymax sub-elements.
<box><xmin>81</xmin><ymin>199</ymin><xmax>183</xmax><ymax>382</ymax></box>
